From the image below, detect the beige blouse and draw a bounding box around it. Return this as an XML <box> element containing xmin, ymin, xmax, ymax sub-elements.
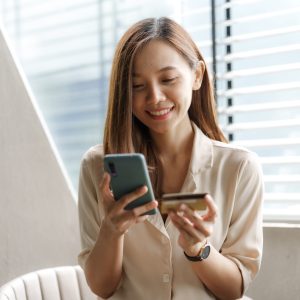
<box><xmin>78</xmin><ymin>123</ymin><xmax>264</xmax><ymax>300</ymax></box>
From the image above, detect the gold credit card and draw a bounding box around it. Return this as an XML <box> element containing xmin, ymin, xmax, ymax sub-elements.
<box><xmin>159</xmin><ymin>192</ymin><xmax>207</xmax><ymax>214</ymax></box>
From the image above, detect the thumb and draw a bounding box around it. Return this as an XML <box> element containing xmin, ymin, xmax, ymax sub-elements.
<box><xmin>100</xmin><ymin>172</ymin><xmax>114</xmax><ymax>202</ymax></box>
<box><xmin>202</xmin><ymin>194</ymin><xmax>218</xmax><ymax>222</ymax></box>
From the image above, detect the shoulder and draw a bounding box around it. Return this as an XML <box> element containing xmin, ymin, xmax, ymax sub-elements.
<box><xmin>191</xmin><ymin>123</ymin><xmax>260</xmax><ymax>173</ymax></box>
<box><xmin>81</xmin><ymin>144</ymin><xmax>104</xmax><ymax>164</ymax></box>
<box><xmin>80</xmin><ymin>144</ymin><xmax>104</xmax><ymax>178</ymax></box>
<box><xmin>211</xmin><ymin>140</ymin><xmax>262</xmax><ymax>176</ymax></box>
<box><xmin>212</xmin><ymin>140</ymin><xmax>259</xmax><ymax>162</ymax></box>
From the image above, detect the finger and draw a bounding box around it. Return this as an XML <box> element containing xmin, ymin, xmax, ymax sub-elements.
<box><xmin>177</xmin><ymin>204</ymin><xmax>212</xmax><ymax>237</ymax></box>
<box><xmin>169</xmin><ymin>211</ymin><xmax>193</xmax><ymax>226</ymax></box>
<box><xmin>100</xmin><ymin>172</ymin><xmax>115</xmax><ymax>207</ymax></box>
<box><xmin>172</xmin><ymin>218</ymin><xmax>206</xmax><ymax>246</ymax></box>
<box><xmin>202</xmin><ymin>194</ymin><xmax>218</xmax><ymax>222</ymax></box>
<box><xmin>131</xmin><ymin>200</ymin><xmax>158</xmax><ymax>217</ymax></box>
<box><xmin>178</xmin><ymin>219</ymin><xmax>206</xmax><ymax>242</ymax></box>
<box><xmin>169</xmin><ymin>210</ymin><xmax>193</xmax><ymax>226</ymax></box>
<box><xmin>177</xmin><ymin>203</ymin><xmax>203</xmax><ymax>221</ymax></box>
<box><xmin>110</xmin><ymin>210</ymin><xmax>135</xmax><ymax>230</ymax></box>
<box><xmin>112</xmin><ymin>205</ymin><xmax>150</xmax><ymax>230</ymax></box>
<box><xmin>111</xmin><ymin>199</ymin><xmax>156</xmax><ymax>232</ymax></box>
<box><xmin>170</xmin><ymin>211</ymin><xmax>206</xmax><ymax>242</ymax></box>
<box><xmin>100</xmin><ymin>172</ymin><xmax>111</xmax><ymax>195</ymax></box>
<box><xmin>115</xmin><ymin>185</ymin><xmax>149</xmax><ymax>212</ymax></box>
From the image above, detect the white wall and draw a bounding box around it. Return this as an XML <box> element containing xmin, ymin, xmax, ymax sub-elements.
<box><xmin>247</xmin><ymin>225</ymin><xmax>300</xmax><ymax>300</ymax></box>
<box><xmin>0</xmin><ymin>27</ymin><xmax>80</xmax><ymax>285</ymax></box>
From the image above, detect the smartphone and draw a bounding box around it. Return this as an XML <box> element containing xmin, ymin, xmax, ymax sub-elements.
<box><xmin>159</xmin><ymin>192</ymin><xmax>207</xmax><ymax>214</ymax></box>
<box><xmin>104</xmin><ymin>153</ymin><xmax>156</xmax><ymax>215</ymax></box>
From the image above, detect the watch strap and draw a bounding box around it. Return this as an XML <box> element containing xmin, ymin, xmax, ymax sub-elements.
<box><xmin>183</xmin><ymin>241</ymin><xmax>210</xmax><ymax>262</ymax></box>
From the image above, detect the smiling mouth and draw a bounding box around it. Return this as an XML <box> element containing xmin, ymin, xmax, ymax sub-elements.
<box><xmin>147</xmin><ymin>106</ymin><xmax>174</xmax><ymax>116</ymax></box>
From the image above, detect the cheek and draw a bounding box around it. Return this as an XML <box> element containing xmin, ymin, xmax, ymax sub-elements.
<box><xmin>173</xmin><ymin>79</ymin><xmax>193</xmax><ymax>97</ymax></box>
<box><xmin>172</xmin><ymin>85</ymin><xmax>193</xmax><ymax>106</ymax></box>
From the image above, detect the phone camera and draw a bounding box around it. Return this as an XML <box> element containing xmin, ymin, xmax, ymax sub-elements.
<box><xmin>108</xmin><ymin>162</ymin><xmax>117</xmax><ymax>176</ymax></box>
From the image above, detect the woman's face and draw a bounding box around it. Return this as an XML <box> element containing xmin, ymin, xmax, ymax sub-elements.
<box><xmin>131</xmin><ymin>39</ymin><xmax>203</xmax><ymax>135</ymax></box>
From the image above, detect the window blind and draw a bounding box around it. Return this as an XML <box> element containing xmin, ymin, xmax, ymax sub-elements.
<box><xmin>216</xmin><ymin>0</ymin><xmax>300</xmax><ymax>222</ymax></box>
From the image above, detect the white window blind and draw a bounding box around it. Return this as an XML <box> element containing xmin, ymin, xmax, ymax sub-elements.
<box><xmin>215</xmin><ymin>0</ymin><xmax>300</xmax><ymax>222</ymax></box>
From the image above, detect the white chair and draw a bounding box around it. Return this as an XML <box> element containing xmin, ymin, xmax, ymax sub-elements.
<box><xmin>0</xmin><ymin>266</ymin><xmax>98</xmax><ymax>300</ymax></box>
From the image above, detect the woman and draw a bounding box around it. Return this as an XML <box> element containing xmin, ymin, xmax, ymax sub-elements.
<box><xmin>78</xmin><ymin>17</ymin><xmax>263</xmax><ymax>300</ymax></box>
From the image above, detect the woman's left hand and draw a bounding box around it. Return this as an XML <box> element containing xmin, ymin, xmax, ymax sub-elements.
<box><xmin>169</xmin><ymin>194</ymin><xmax>218</xmax><ymax>256</ymax></box>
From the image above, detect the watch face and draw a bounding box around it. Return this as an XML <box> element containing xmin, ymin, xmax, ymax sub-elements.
<box><xmin>201</xmin><ymin>245</ymin><xmax>211</xmax><ymax>259</ymax></box>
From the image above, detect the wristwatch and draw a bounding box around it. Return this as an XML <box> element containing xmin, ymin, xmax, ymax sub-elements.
<box><xmin>184</xmin><ymin>241</ymin><xmax>211</xmax><ymax>262</ymax></box>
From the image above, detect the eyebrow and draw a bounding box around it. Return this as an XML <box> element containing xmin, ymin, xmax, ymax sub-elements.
<box><xmin>132</xmin><ymin>66</ymin><xmax>177</xmax><ymax>77</ymax></box>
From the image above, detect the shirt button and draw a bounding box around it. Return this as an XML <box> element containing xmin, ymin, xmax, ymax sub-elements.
<box><xmin>162</xmin><ymin>274</ymin><xmax>170</xmax><ymax>283</ymax></box>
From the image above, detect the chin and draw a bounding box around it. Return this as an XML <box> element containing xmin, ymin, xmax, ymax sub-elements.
<box><xmin>147</xmin><ymin>124</ymin><xmax>172</xmax><ymax>135</ymax></box>
<box><xmin>135</xmin><ymin>114</ymin><xmax>176</xmax><ymax>135</ymax></box>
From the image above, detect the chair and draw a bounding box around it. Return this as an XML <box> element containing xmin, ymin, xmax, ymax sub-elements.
<box><xmin>0</xmin><ymin>266</ymin><xmax>98</xmax><ymax>300</ymax></box>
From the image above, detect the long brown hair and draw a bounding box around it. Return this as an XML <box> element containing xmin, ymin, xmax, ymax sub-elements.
<box><xmin>103</xmin><ymin>17</ymin><xmax>227</xmax><ymax>197</ymax></box>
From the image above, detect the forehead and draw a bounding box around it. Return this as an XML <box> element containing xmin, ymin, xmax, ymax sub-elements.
<box><xmin>132</xmin><ymin>39</ymin><xmax>190</xmax><ymax>73</ymax></box>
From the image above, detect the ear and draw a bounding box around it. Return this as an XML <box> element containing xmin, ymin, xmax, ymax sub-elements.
<box><xmin>192</xmin><ymin>61</ymin><xmax>205</xmax><ymax>90</ymax></box>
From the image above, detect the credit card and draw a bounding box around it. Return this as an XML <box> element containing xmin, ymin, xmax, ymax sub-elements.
<box><xmin>159</xmin><ymin>192</ymin><xmax>207</xmax><ymax>214</ymax></box>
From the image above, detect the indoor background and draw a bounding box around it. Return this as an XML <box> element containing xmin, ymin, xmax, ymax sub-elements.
<box><xmin>1</xmin><ymin>0</ymin><xmax>300</xmax><ymax>299</ymax></box>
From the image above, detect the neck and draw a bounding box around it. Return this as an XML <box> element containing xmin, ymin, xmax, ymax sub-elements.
<box><xmin>150</xmin><ymin>120</ymin><xmax>194</xmax><ymax>160</ymax></box>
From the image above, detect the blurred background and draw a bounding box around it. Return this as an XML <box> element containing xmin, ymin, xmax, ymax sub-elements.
<box><xmin>1</xmin><ymin>0</ymin><xmax>300</xmax><ymax>222</ymax></box>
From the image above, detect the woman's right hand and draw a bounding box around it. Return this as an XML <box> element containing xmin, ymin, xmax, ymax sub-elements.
<box><xmin>99</xmin><ymin>172</ymin><xmax>158</xmax><ymax>237</ymax></box>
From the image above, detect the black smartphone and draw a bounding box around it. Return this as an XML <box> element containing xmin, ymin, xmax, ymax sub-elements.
<box><xmin>159</xmin><ymin>192</ymin><xmax>207</xmax><ymax>214</ymax></box>
<box><xmin>104</xmin><ymin>153</ymin><xmax>156</xmax><ymax>215</ymax></box>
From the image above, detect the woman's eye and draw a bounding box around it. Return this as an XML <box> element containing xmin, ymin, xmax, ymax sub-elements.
<box><xmin>132</xmin><ymin>84</ymin><xmax>144</xmax><ymax>90</ymax></box>
<box><xmin>162</xmin><ymin>77</ymin><xmax>177</xmax><ymax>84</ymax></box>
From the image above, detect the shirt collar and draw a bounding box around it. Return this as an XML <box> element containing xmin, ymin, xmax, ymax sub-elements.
<box><xmin>190</xmin><ymin>122</ymin><xmax>213</xmax><ymax>174</ymax></box>
<box><xmin>146</xmin><ymin>122</ymin><xmax>213</xmax><ymax>235</ymax></box>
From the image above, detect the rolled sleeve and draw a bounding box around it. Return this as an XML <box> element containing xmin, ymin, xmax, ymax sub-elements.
<box><xmin>221</xmin><ymin>152</ymin><xmax>264</xmax><ymax>293</ymax></box>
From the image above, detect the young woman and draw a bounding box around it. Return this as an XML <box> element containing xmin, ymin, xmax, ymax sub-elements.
<box><xmin>78</xmin><ymin>17</ymin><xmax>263</xmax><ymax>300</ymax></box>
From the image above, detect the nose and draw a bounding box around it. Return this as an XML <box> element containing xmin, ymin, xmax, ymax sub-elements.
<box><xmin>145</xmin><ymin>83</ymin><xmax>166</xmax><ymax>104</ymax></box>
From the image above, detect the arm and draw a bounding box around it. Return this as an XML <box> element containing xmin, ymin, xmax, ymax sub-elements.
<box><xmin>170</xmin><ymin>196</ymin><xmax>242</xmax><ymax>299</ymax></box>
<box><xmin>170</xmin><ymin>153</ymin><xmax>264</xmax><ymax>299</ymax></box>
<box><xmin>189</xmin><ymin>245</ymin><xmax>243</xmax><ymax>299</ymax></box>
<box><xmin>81</xmin><ymin>172</ymin><xmax>157</xmax><ymax>298</ymax></box>
<box><xmin>84</xmin><ymin>222</ymin><xmax>124</xmax><ymax>298</ymax></box>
